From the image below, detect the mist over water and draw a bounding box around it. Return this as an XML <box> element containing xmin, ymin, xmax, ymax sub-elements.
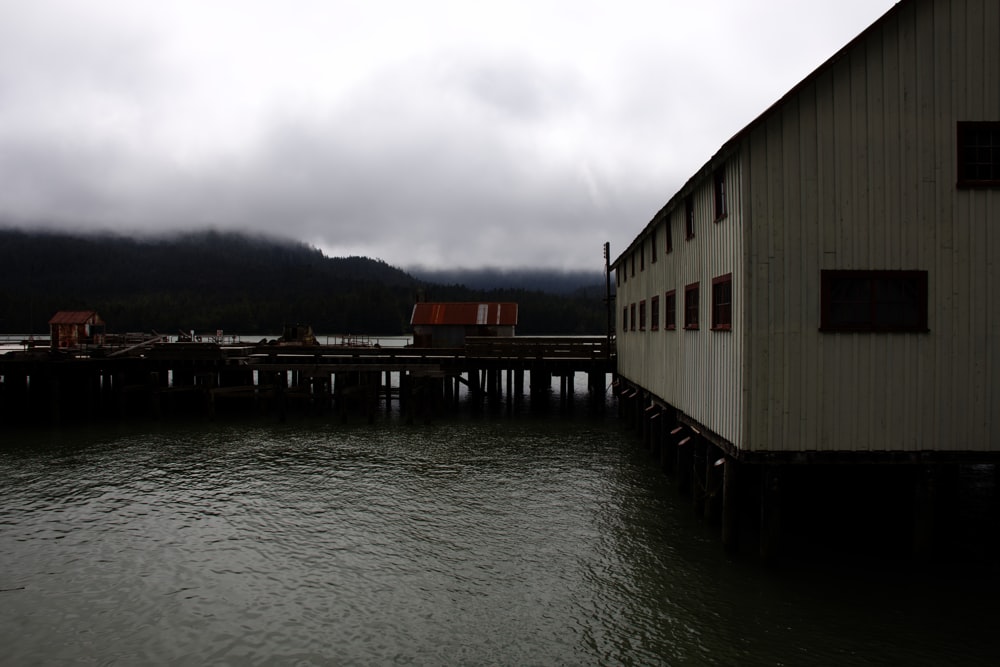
<box><xmin>1</xmin><ymin>415</ymin><xmax>997</xmax><ymax>665</ymax></box>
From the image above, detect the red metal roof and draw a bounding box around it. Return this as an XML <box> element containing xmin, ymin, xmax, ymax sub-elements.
<box><xmin>48</xmin><ymin>310</ymin><xmax>100</xmax><ymax>325</ymax></box>
<box><xmin>410</xmin><ymin>302</ymin><xmax>518</xmax><ymax>326</ymax></box>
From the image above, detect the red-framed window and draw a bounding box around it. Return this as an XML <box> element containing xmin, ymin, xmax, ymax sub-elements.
<box><xmin>713</xmin><ymin>167</ymin><xmax>727</xmax><ymax>221</ymax></box>
<box><xmin>664</xmin><ymin>290</ymin><xmax>676</xmax><ymax>330</ymax></box>
<box><xmin>650</xmin><ymin>295</ymin><xmax>660</xmax><ymax>331</ymax></box>
<box><xmin>639</xmin><ymin>299</ymin><xmax>647</xmax><ymax>331</ymax></box>
<box><xmin>685</xmin><ymin>196</ymin><xmax>695</xmax><ymax>240</ymax></box>
<box><xmin>957</xmin><ymin>121</ymin><xmax>1000</xmax><ymax>187</ymax></box>
<box><xmin>684</xmin><ymin>282</ymin><xmax>699</xmax><ymax>329</ymax></box>
<box><xmin>711</xmin><ymin>273</ymin><xmax>733</xmax><ymax>330</ymax></box>
<box><xmin>820</xmin><ymin>270</ymin><xmax>928</xmax><ymax>333</ymax></box>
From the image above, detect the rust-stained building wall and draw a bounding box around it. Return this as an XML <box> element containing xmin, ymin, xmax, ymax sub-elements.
<box><xmin>49</xmin><ymin>311</ymin><xmax>106</xmax><ymax>349</ymax></box>
<box><xmin>410</xmin><ymin>303</ymin><xmax>517</xmax><ymax>348</ymax></box>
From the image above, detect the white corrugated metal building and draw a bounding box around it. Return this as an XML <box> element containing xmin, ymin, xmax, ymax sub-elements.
<box><xmin>613</xmin><ymin>0</ymin><xmax>999</xmax><ymax>463</ymax></box>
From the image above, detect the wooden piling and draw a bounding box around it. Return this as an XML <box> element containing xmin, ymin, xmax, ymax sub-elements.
<box><xmin>760</xmin><ymin>465</ymin><xmax>781</xmax><ymax>564</ymax></box>
<box><xmin>721</xmin><ymin>456</ymin><xmax>739</xmax><ymax>552</ymax></box>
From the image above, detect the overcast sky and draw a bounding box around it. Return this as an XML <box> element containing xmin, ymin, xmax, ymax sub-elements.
<box><xmin>0</xmin><ymin>0</ymin><xmax>899</xmax><ymax>271</ymax></box>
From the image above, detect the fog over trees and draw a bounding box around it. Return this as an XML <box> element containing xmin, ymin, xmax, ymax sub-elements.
<box><xmin>0</xmin><ymin>228</ymin><xmax>611</xmax><ymax>336</ymax></box>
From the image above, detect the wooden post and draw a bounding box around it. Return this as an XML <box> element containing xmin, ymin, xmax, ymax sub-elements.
<box><xmin>704</xmin><ymin>445</ymin><xmax>722</xmax><ymax>524</ymax></box>
<box><xmin>913</xmin><ymin>464</ymin><xmax>937</xmax><ymax>560</ymax></box>
<box><xmin>505</xmin><ymin>367</ymin><xmax>513</xmax><ymax>415</ymax></box>
<box><xmin>384</xmin><ymin>370</ymin><xmax>392</xmax><ymax>412</ymax></box>
<box><xmin>649</xmin><ymin>410</ymin><xmax>662</xmax><ymax>457</ymax></box>
<box><xmin>692</xmin><ymin>438</ymin><xmax>707</xmax><ymax>515</ymax></box>
<box><xmin>641</xmin><ymin>401</ymin><xmax>652</xmax><ymax>450</ymax></box>
<box><xmin>721</xmin><ymin>456</ymin><xmax>739</xmax><ymax>552</ymax></box>
<box><xmin>276</xmin><ymin>369</ymin><xmax>287</xmax><ymax>423</ymax></box>
<box><xmin>676</xmin><ymin>436</ymin><xmax>692</xmax><ymax>497</ymax></box>
<box><xmin>760</xmin><ymin>465</ymin><xmax>781</xmax><ymax>564</ymax></box>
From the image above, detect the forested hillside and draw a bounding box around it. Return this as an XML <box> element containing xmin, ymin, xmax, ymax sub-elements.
<box><xmin>0</xmin><ymin>229</ymin><xmax>610</xmax><ymax>336</ymax></box>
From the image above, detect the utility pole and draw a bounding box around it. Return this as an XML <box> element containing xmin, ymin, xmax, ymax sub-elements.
<box><xmin>603</xmin><ymin>242</ymin><xmax>613</xmax><ymax>357</ymax></box>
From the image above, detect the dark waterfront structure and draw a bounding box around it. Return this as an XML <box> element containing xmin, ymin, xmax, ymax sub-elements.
<box><xmin>410</xmin><ymin>302</ymin><xmax>518</xmax><ymax>348</ymax></box>
<box><xmin>48</xmin><ymin>310</ymin><xmax>106</xmax><ymax>349</ymax></box>
<box><xmin>0</xmin><ymin>336</ymin><xmax>613</xmax><ymax>427</ymax></box>
<box><xmin>610</xmin><ymin>0</ymin><xmax>1000</xmax><ymax>563</ymax></box>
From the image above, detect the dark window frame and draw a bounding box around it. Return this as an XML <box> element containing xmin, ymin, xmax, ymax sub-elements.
<box><xmin>820</xmin><ymin>270</ymin><xmax>929</xmax><ymax>333</ymax></box>
<box><xmin>665</xmin><ymin>217</ymin><xmax>673</xmax><ymax>253</ymax></box>
<box><xmin>622</xmin><ymin>306</ymin><xmax>628</xmax><ymax>332</ymax></box>
<box><xmin>651</xmin><ymin>229</ymin><xmax>658</xmax><ymax>264</ymax></box>
<box><xmin>685</xmin><ymin>196</ymin><xmax>695</xmax><ymax>240</ymax></box>
<box><xmin>639</xmin><ymin>299</ymin><xmax>647</xmax><ymax>331</ymax></box>
<box><xmin>957</xmin><ymin>121</ymin><xmax>1000</xmax><ymax>187</ymax></box>
<box><xmin>684</xmin><ymin>282</ymin><xmax>699</xmax><ymax>330</ymax></box>
<box><xmin>630</xmin><ymin>302</ymin><xmax>636</xmax><ymax>331</ymax></box>
<box><xmin>664</xmin><ymin>290</ymin><xmax>676</xmax><ymax>330</ymax></box>
<box><xmin>713</xmin><ymin>168</ymin><xmax>728</xmax><ymax>221</ymax></box>
<box><xmin>711</xmin><ymin>273</ymin><xmax>733</xmax><ymax>331</ymax></box>
<box><xmin>650</xmin><ymin>295</ymin><xmax>660</xmax><ymax>331</ymax></box>
<box><xmin>640</xmin><ymin>240</ymin><xmax>645</xmax><ymax>272</ymax></box>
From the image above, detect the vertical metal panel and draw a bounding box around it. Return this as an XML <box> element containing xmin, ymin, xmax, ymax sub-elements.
<box><xmin>743</xmin><ymin>0</ymin><xmax>1000</xmax><ymax>453</ymax></box>
<box><xmin>618</xmin><ymin>0</ymin><xmax>999</xmax><ymax>455</ymax></box>
<box><xmin>615</xmin><ymin>158</ymin><xmax>745</xmax><ymax>448</ymax></box>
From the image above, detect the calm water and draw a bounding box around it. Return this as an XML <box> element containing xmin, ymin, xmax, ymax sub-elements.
<box><xmin>1</xmin><ymin>412</ymin><xmax>998</xmax><ymax>666</ymax></box>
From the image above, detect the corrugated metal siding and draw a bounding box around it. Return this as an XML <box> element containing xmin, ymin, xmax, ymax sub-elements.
<box><xmin>410</xmin><ymin>303</ymin><xmax>518</xmax><ymax>326</ymax></box>
<box><xmin>616</xmin><ymin>157</ymin><xmax>745</xmax><ymax>448</ymax></box>
<box><xmin>743</xmin><ymin>0</ymin><xmax>1000</xmax><ymax>453</ymax></box>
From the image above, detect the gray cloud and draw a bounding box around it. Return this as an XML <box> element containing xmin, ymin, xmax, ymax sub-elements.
<box><xmin>0</xmin><ymin>0</ymin><xmax>898</xmax><ymax>270</ymax></box>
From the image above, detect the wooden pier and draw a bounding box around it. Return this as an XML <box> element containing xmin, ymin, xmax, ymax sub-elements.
<box><xmin>0</xmin><ymin>336</ymin><xmax>614</xmax><ymax>426</ymax></box>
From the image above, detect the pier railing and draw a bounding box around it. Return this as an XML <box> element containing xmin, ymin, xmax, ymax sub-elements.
<box><xmin>464</xmin><ymin>336</ymin><xmax>614</xmax><ymax>360</ymax></box>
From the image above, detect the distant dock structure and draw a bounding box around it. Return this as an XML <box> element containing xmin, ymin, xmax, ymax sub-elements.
<box><xmin>0</xmin><ymin>333</ymin><xmax>614</xmax><ymax>426</ymax></box>
<box><xmin>611</xmin><ymin>0</ymin><xmax>1000</xmax><ymax>562</ymax></box>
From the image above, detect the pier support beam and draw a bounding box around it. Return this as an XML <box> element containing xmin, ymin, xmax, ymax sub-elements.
<box><xmin>760</xmin><ymin>465</ymin><xmax>782</xmax><ymax>564</ymax></box>
<box><xmin>721</xmin><ymin>456</ymin><xmax>740</xmax><ymax>553</ymax></box>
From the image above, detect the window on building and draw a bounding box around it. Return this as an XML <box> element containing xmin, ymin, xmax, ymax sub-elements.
<box><xmin>957</xmin><ymin>121</ymin><xmax>1000</xmax><ymax>187</ymax></box>
<box><xmin>630</xmin><ymin>303</ymin><xmax>636</xmax><ymax>331</ymax></box>
<box><xmin>650</xmin><ymin>295</ymin><xmax>660</xmax><ymax>331</ymax></box>
<box><xmin>711</xmin><ymin>273</ymin><xmax>733</xmax><ymax>330</ymax></box>
<box><xmin>640</xmin><ymin>241</ymin><xmax>645</xmax><ymax>272</ymax></box>
<box><xmin>664</xmin><ymin>290</ymin><xmax>676</xmax><ymax>330</ymax></box>
<box><xmin>631</xmin><ymin>252</ymin><xmax>635</xmax><ymax>277</ymax></box>
<box><xmin>685</xmin><ymin>196</ymin><xmax>695</xmax><ymax>240</ymax></box>
<box><xmin>684</xmin><ymin>282</ymin><xmax>699</xmax><ymax>329</ymax></box>
<box><xmin>665</xmin><ymin>217</ymin><xmax>673</xmax><ymax>253</ymax></box>
<box><xmin>639</xmin><ymin>300</ymin><xmax>647</xmax><ymax>330</ymax></box>
<box><xmin>622</xmin><ymin>306</ymin><xmax>628</xmax><ymax>332</ymax></box>
<box><xmin>820</xmin><ymin>270</ymin><xmax>928</xmax><ymax>332</ymax></box>
<box><xmin>713</xmin><ymin>167</ymin><xmax>727</xmax><ymax>220</ymax></box>
<box><xmin>651</xmin><ymin>229</ymin><xmax>658</xmax><ymax>264</ymax></box>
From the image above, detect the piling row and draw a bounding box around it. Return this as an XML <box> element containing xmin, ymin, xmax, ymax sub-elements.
<box><xmin>614</xmin><ymin>375</ymin><xmax>1000</xmax><ymax>564</ymax></box>
<box><xmin>0</xmin><ymin>345</ymin><xmax>613</xmax><ymax>427</ymax></box>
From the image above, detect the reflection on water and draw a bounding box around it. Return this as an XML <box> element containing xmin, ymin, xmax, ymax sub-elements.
<box><xmin>1</xmin><ymin>416</ymin><xmax>997</xmax><ymax>665</ymax></box>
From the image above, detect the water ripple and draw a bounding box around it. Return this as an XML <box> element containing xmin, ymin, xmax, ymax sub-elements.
<box><xmin>1</xmin><ymin>420</ymin><xmax>998</xmax><ymax>665</ymax></box>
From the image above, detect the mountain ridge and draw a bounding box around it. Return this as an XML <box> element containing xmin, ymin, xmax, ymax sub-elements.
<box><xmin>0</xmin><ymin>228</ymin><xmax>610</xmax><ymax>336</ymax></box>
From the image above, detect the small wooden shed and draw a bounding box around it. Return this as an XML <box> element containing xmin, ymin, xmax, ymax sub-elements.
<box><xmin>410</xmin><ymin>302</ymin><xmax>517</xmax><ymax>348</ymax></box>
<box><xmin>49</xmin><ymin>311</ymin><xmax>106</xmax><ymax>349</ymax></box>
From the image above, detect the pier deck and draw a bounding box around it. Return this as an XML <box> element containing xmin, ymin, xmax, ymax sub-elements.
<box><xmin>0</xmin><ymin>336</ymin><xmax>615</xmax><ymax>426</ymax></box>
